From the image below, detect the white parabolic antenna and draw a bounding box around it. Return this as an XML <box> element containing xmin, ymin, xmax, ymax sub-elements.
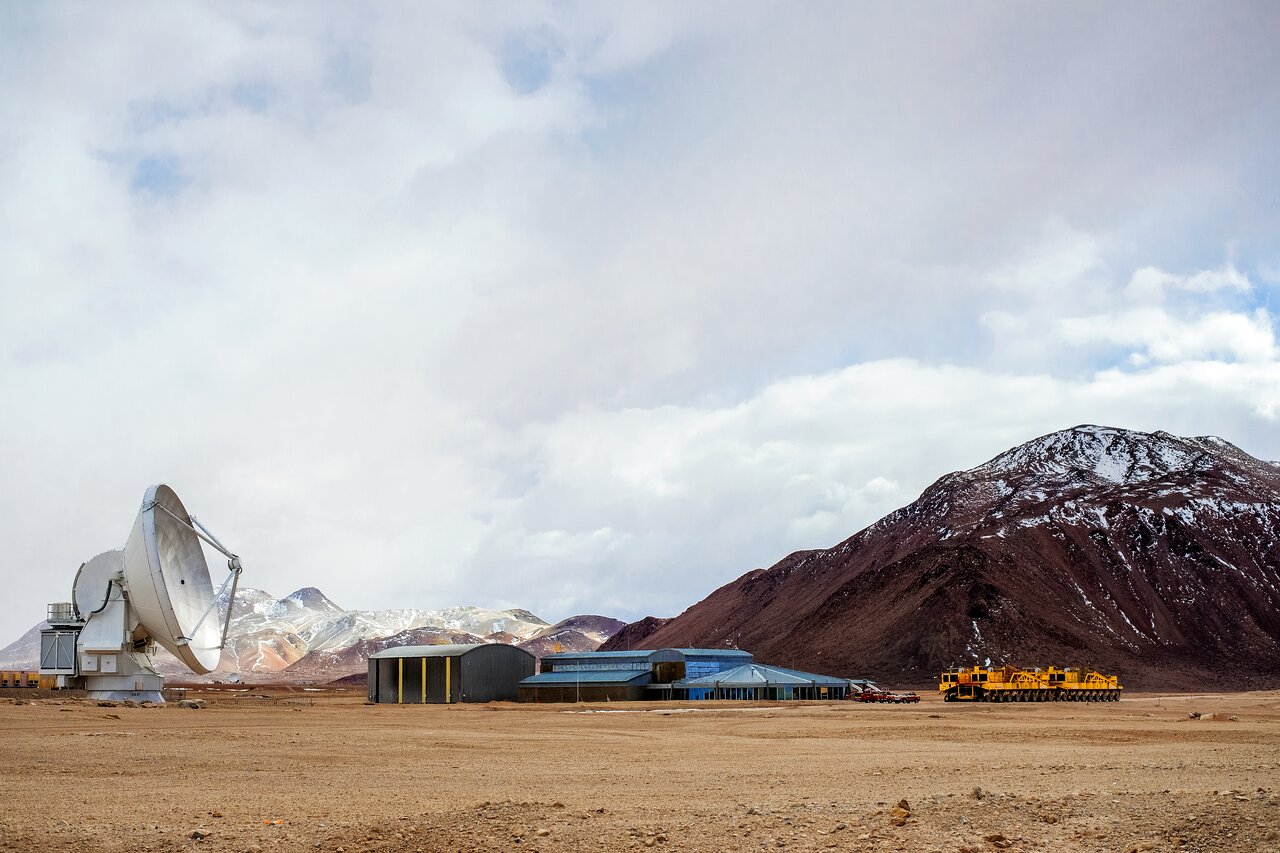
<box><xmin>42</xmin><ymin>484</ymin><xmax>243</xmax><ymax>702</ymax></box>
<box><xmin>124</xmin><ymin>485</ymin><xmax>224</xmax><ymax>673</ymax></box>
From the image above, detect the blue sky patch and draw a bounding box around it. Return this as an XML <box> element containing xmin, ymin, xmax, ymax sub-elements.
<box><xmin>131</xmin><ymin>156</ymin><xmax>189</xmax><ymax>198</ymax></box>
<box><xmin>326</xmin><ymin>48</ymin><xmax>373</xmax><ymax>104</ymax></box>
<box><xmin>500</xmin><ymin>28</ymin><xmax>562</xmax><ymax>95</ymax></box>
<box><xmin>230</xmin><ymin>80</ymin><xmax>272</xmax><ymax>113</ymax></box>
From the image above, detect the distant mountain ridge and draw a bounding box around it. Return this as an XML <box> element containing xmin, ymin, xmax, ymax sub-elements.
<box><xmin>0</xmin><ymin>587</ymin><xmax>623</xmax><ymax>680</ymax></box>
<box><xmin>602</xmin><ymin>425</ymin><xmax>1280</xmax><ymax>690</ymax></box>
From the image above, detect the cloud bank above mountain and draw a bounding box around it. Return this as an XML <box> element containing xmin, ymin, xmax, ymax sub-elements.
<box><xmin>2</xmin><ymin>3</ymin><xmax>1278</xmax><ymax>640</ymax></box>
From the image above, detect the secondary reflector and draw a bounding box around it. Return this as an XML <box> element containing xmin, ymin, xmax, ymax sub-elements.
<box><xmin>122</xmin><ymin>485</ymin><xmax>221</xmax><ymax>673</ymax></box>
<box><xmin>72</xmin><ymin>550</ymin><xmax>124</xmax><ymax>619</ymax></box>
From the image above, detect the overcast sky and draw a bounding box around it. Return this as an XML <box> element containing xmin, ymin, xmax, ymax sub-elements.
<box><xmin>2</xmin><ymin>3</ymin><xmax>1279</xmax><ymax>642</ymax></box>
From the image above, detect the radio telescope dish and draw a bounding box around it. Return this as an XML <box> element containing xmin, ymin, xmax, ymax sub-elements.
<box><xmin>72</xmin><ymin>550</ymin><xmax>124</xmax><ymax>618</ymax></box>
<box><xmin>38</xmin><ymin>484</ymin><xmax>243</xmax><ymax>702</ymax></box>
<box><xmin>123</xmin><ymin>485</ymin><xmax>221</xmax><ymax>673</ymax></box>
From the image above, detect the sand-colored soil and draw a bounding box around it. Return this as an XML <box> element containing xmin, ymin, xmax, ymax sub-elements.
<box><xmin>2</xmin><ymin>689</ymin><xmax>1279</xmax><ymax>852</ymax></box>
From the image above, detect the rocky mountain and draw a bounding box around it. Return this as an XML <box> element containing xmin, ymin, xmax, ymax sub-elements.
<box><xmin>201</xmin><ymin>586</ymin><xmax>556</xmax><ymax>676</ymax></box>
<box><xmin>1</xmin><ymin>587</ymin><xmax>622</xmax><ymax>680</ymax></box>
<box><xmin>518</xmin><ymin>615</ymin><xmax>628</xmax><ymax>659</ymax></box>
<box><xmin>601</xmin><ymin>616</ymin><xmax>672</xmax><ymax>652</ymax></box>
<box><xmin>0</xmin><ymin>621</ymin><xmax>46</xmax><ymax>670</ymax></box>
<box><xmin>283</xmin><ymin>614</ymin><xmax>629</xmax><ymax>680</ymax></box>
<box><xmin>282</xmin><ymin>626</ymin><xmax>489</xmax><ymax>679</ymax></box>
<box><xmin>602</xmin><ymin>426</ymin><xmax>1280</xmax><ymax>690</ymax></box>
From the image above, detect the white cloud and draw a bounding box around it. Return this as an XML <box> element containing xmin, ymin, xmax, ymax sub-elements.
<box><xmin>1125</xmin><ymin>263</ymin><xmax>1252</xmax><ymax>302</ymax></box>
<box><xmin>1060</xmin><ymin>307</ymin><xmax>1278</xmax><ymax>364</ymax></box>
<box><xmin>2</xmin><ymin>6</ymin><xmax>1280</xmax><ymax>642</ymax></box>
<box><xmin>462</xmin><ymin>356</ymin><xmax>1280</xmax><ymax>619</ymax></box>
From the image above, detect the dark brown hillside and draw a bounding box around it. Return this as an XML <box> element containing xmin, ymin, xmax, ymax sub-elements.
<box><xmin>602</xmin><ymin>426</ymin><xmax>1280</xmax><ymax>690</ymax></box>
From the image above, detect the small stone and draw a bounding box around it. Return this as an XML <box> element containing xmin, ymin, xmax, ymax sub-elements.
<box><xmin>188</xmin><ymin>829</ymin><xmax>210</xmax><ymax>840</ymax></box>
<box><xmin>96</xmin><ymin>700</ymin><xmax>119</xmax><ymax>707</ymax></box>
<box><xmin>834</xmin><ymin>823</ymin><xmax>846</xmax><ymax>831</ymax></box>
<box><xmin>972</xmin><ymin>787</ymin><xmax>984</xmax><ymax>800</ymax></box>
<box><xmin>535</xmin><ymin>828</ymin><xmax>550</xmax><ymax>837</ymax></box>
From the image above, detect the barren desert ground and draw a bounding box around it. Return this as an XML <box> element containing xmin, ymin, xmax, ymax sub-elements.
<box><xmin>2</xmin><ymin>689</ymin><xmax>1279</xmax><ymax>852</ymax></box>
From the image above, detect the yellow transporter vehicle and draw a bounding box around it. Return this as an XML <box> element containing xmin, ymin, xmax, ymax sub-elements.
<box><xmin>939</xmin><ymin>665</ymin><xmax>1121</xmax><ymax>702</ymax></box>
<box><xmin>1</xmin><ymin>671</ymin><xmax>40</xmax><ymax>688</ymax></box>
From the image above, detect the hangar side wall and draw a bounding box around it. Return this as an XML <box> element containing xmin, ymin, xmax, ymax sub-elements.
<box><xmin>369</xmin><ymin>656</ymin><xmax>460</xmax><ymax>703</ymax></box>
<box><xmin>460</xmin><ymin>645</ymin><xmax>536</xmax><ymax>702</ymax></box>
<box><xmin>519</xmin><ymin>684</ymin><xmax>647</xmax><ymax>703</ymax></box>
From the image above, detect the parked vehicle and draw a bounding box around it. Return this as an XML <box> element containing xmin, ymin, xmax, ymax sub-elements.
<box><xmin>940</xmin><ymin>665</ymin><xmax>1121</xmax><ymax>702</ymax></box>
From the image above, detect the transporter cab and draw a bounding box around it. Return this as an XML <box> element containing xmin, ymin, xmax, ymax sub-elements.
<box><xmin>940</xmin><ymin>665</ymin><xmax>1121</xmax><ymax>703</ymax></box>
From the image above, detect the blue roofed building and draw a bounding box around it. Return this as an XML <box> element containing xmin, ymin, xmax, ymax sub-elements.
<box><xmin>665</xmin><ymin>662</ymin><xmax>852</xmax><ymax>701</ymax></box>
<box><xmin>519</xmin><ymin>648</ymin><xmax>753</xmax><ymax>703</ymax></box>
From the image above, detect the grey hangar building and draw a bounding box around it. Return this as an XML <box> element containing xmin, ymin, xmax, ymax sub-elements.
<box><xmin>366</xmin><ymin>643</ymin><xmax>536</xmax><ymax>704</ymax></box>
<box><xmin>366</xmin><ymin>643</ymin><xmax>855</xmax><ymax>705</ymax></box>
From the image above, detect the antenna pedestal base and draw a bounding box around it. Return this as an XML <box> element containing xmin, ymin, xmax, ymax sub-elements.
<box><xmin>85</xmin><ymin>671</ymin><xmax>164</xmax><ymax>705</ymax></box>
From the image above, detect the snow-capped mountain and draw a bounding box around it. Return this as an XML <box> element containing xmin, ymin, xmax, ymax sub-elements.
<box><xmin>199</xmin><ymin>588</ymin><xmax>555</xmax><ymax>676</ymax></box>
<box><xmin>605</xmin><ymin>425</ymin><xmax>1280</xmax><ymax>689</ymax></box>
<box><xmin>2</xmin><ymin>586</ymin><xmax>621</xmax><ymax>679</ymax></box>
<box><xmin>196</xmin><ymin>585</ymin><xmax>555</xmax><ymax>675</ymax></box>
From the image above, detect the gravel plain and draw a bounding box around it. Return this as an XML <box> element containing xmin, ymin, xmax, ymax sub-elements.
<box><xmin>1</xmin><ymin>689</ymin><xmax>1278</xmax><ymax>852</ymax></box>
